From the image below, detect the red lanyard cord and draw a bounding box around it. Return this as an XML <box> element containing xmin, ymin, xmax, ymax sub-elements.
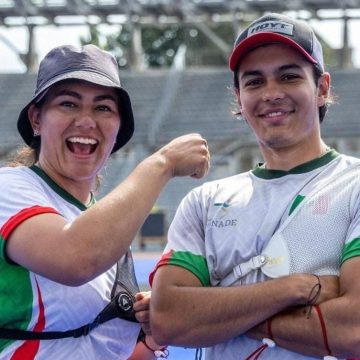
<box><xmin>245</xmin><ymin>318</ymin><xmax>275</xmax><ymax>360</ymax></box>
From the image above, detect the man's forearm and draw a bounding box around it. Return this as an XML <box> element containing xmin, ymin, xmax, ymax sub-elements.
<box><xmin>151</xmin><ymin>268</ymin><xmax>330</xmax><ymax>347</ymax></box>
<box><xmin>247</xmin><ymin>288</ymin><xmax>360</xmax><ymax>358</ymax></box>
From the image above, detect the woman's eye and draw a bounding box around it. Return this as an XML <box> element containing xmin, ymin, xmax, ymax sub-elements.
<box><xmin>96</xmin><ymin>105</ymin><xmax>112</xmax><ymax>112</ymax></box>
<box><xmin>61</xmin><ymin>101</ymin><xmax>76</xmax><ymax>108</ymax></box>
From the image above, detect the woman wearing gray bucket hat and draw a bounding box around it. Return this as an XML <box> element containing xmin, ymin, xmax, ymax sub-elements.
<box><xmin>0</xmin><ymin>44</ymin><xmax>210</xmax><ymax>359</ymax></box>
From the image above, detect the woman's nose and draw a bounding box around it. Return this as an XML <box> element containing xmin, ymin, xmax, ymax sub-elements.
<box><xmin>74</xmin><ymin>111</ymin><xmax>96</xmax><ymax>128</ymax></box>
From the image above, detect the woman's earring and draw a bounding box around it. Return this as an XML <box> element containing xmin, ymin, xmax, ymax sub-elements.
<box><xmin>33</xmin><ymin>129</ymin><xmax>40</xmax><ymax>137</ymax></box>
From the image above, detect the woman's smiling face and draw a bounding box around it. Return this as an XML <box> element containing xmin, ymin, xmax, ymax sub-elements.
<box><xmin>28</xmin><ymin>79</ymin><xmax>121</xmax><ymax>189</ymax></box>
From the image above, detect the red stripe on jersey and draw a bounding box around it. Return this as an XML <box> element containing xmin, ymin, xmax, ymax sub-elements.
<box><xmin>11</xmin><ymin>278</ymin><xmax>45</xmax><ymax>360</ymax></box>
<box><xmin>149</xmin><ymin>250</ymin><xmax>173</xmax><ymax>286</ymax></box>
<box><xmin>0</xmin><ymin>205</ymin><xmax>59</xmax><ymax>240</ymax></box>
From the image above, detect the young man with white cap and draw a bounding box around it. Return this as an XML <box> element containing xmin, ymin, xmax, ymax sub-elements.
<box><xmin>150</xmin><ymin>13</ymin><xmax>360</xmax><ymax>359</ymax></box>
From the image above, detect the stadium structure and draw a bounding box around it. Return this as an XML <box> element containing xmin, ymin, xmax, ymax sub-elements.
<box><xmin>0</xmin><ymin>0</ymin><xmax>359</xmax><ymax>245</ymax></box>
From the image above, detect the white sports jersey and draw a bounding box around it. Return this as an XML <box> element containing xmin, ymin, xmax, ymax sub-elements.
<box><xmin>151</xmin><ymin>150</ymin><xmax>360</xmax><ymax>360</ymax></box>
<box><xmin>0</xmin><ymin>165</ymin><xmax>140</xmax><ymax>360</ymax></box>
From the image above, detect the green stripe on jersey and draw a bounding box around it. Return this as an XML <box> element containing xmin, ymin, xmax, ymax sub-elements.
<box><xmin>341</xmin><ymin>237</ymin><xmax>360</xmax><ymax>264</ymax></box>
<box><xmin>167</xmin><ymin>251</ymin><xmax>210</xmax><ymax>286</ymax></box>
<box><xmin>30</xmin><ymin>165</ymin><xmax>93</xmax><ymax>210</ymax></box>
<box><xmin>0</xmin><ymin>236</ymin><xmax>6</xmax><ymax>262</ymax></box>
<box><xmin>253</xmin><ymin>149</ymin><xmax>338</xmax><ymax>179</ymax></box>
<box><xmin>289</xmin><ymin>195</ymin><xmax>305</xmax><ymax>215</ymax></box>
<box><xmin>0</xmin><ymin>236</ymin><xmax>33</xmax><ymax>351</ymax></box>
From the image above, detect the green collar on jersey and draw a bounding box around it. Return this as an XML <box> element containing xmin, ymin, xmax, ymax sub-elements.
<box><xmin>252</xmin><ymin>149</ymin><xmax>339</xmax><ymax>179</ymax></box>
<box><xmin>29</xmin><ymin>165</ymin><xmax>96</xmax><ymax>211</ymax></box>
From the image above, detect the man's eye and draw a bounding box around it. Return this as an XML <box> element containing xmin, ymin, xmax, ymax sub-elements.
<box><xmin>245</xmin><ymin>79</ymin><xmax>263</xmax><ymax>87</ymax></box>
<box><xmin>282</xmin><ymin>74</ymin><xmax>300</xmax><ymax>81</ymax></box>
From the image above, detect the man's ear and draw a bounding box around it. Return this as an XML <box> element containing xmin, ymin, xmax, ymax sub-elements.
<box><xmin>28</xmin><ymin>104</ymin><xmax>41</xmax><ymax>133</ymax></box>
<box><xmin>317</xmin><ymin>72</ymin><xmax>331</xmax><ymax>107</ymax></box>
<box><xmin>234</xmin><ymin>88</ymin><xmax>242</xmax><ymax>112</ymax></box>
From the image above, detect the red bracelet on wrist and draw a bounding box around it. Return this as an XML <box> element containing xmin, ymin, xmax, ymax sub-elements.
<box><xmin>314</xmin><ymin>304</ymin><xmax>333</xmax><ymax>356</ymax></box>
<box><xmin>141</xmin><ymin>336</ymin><xmax>169</xmax><ymax>358</ymax></box>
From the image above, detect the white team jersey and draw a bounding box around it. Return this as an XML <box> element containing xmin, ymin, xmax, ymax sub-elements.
<box><xmin>152</xmin><ymin>150</ymin><xmax>360</xmax><ymax>360</ymax></box>
<box><xmin>0</xmin><ymin>166</ymin><xmax>140</xmax><ymax>360</ymax></box>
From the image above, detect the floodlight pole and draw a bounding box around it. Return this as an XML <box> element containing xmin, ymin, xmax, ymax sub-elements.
<box><xmin>0</xmin><ymin>24</ymin><xmax>38</xmax><ymax>73</ymax></box>
<box><xmin>340</xmin><ymin>15</ymin><xmax>352</xmax><ymax>69</ymax></box>
<box><xmin>128</xmin><ymin>18</ymin><xmax>145</xmax><ymax>71</ymax></box>
<box><xmin>22</xmin><ymin>24</ymin><xmax>38</xmax><ymax>73</ymax></box>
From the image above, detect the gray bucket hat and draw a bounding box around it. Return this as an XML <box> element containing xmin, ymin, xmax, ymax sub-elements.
<box><xmin>17</xmin><ymin>44</ymin><xmax>134</xmax><ymax>153</ymax></box>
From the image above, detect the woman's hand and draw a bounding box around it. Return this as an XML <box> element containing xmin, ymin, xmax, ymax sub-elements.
<box><xmin>134</xmin><ymin>291</ymin><xmax>152</xmax><ymax>335</ymax></box>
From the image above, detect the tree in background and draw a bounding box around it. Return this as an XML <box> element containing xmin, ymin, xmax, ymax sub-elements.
<box><xmin>81</xmin><ymin>21</ymin><xmax>339</xmax><ymax>70</ymax></box>
<box><xmin>80</xmin><ymin>22</ymin><xmax>234</xmax><ymax>69</ymax></box>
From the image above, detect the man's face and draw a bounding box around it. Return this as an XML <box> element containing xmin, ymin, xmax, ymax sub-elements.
<box><xmin>29</xmin><ymin>79</ymin><xmax>120</xmax><ymax>188</ymax></box>
<box><xmin>235</xmin><ymin>44</ymin><xmax>329</xmax><ymax>152</ymax></box>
